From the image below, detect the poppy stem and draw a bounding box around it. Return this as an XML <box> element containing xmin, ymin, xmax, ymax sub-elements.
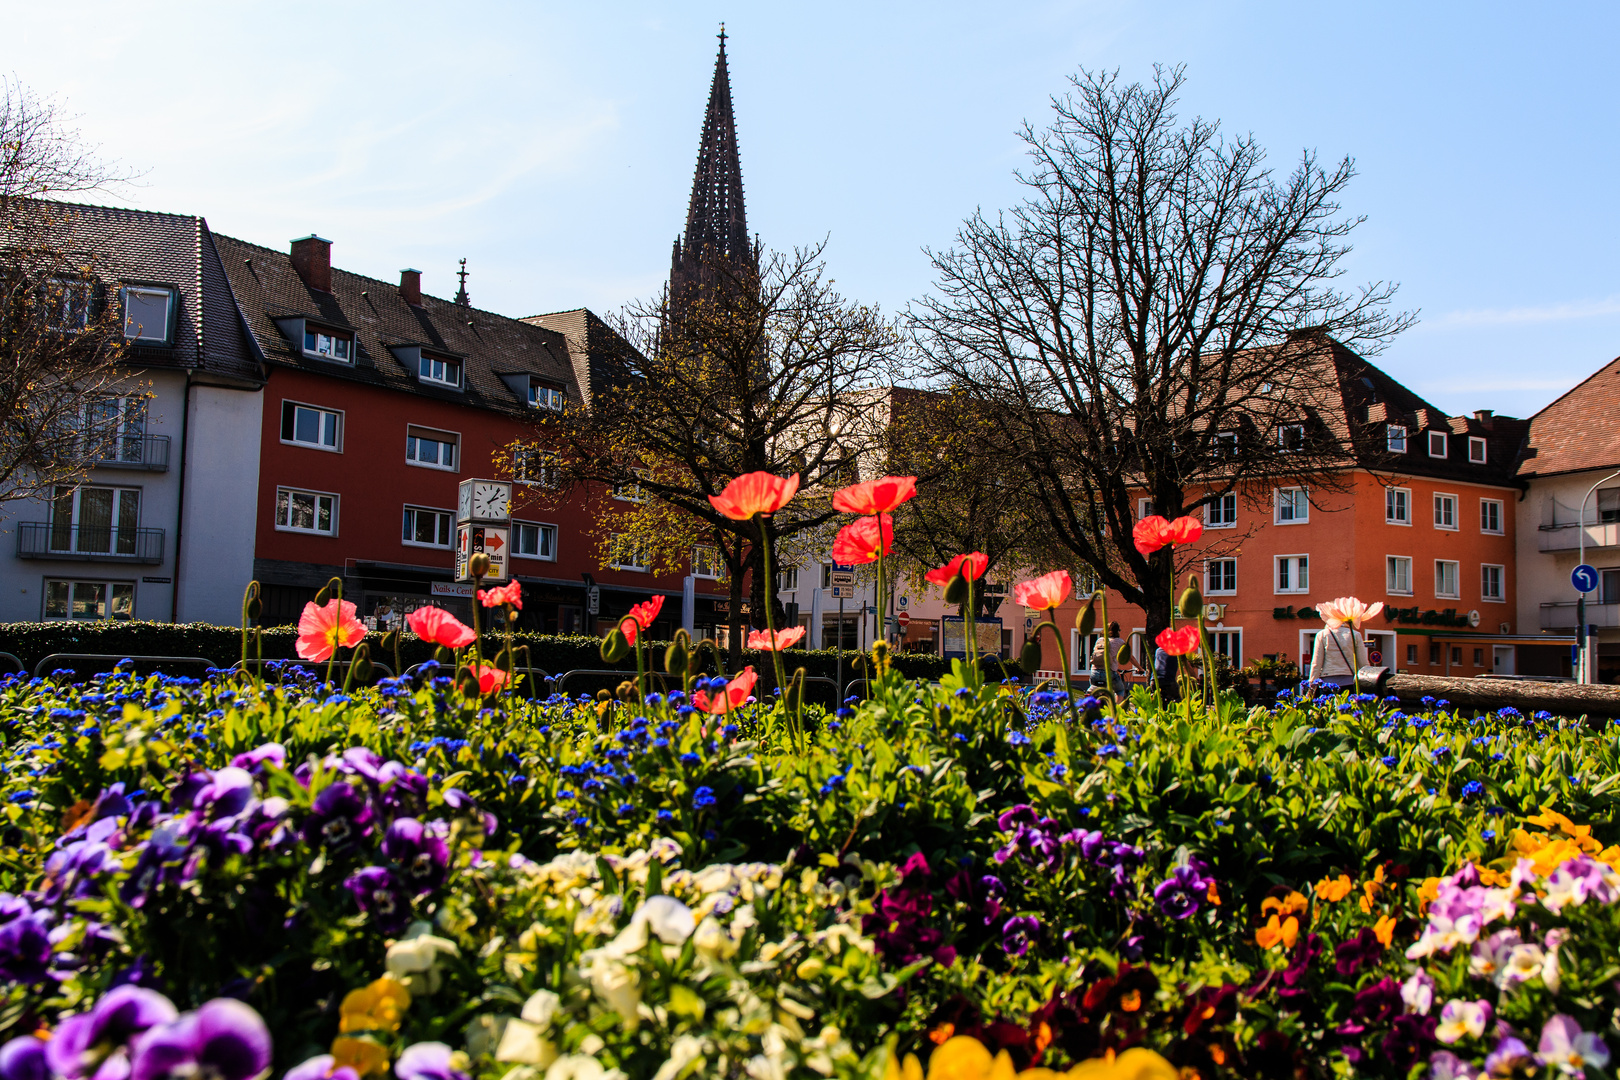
<box><xmin>756</xmin><ymin>516</ymin><xmax>795</xmax><ymax>753</ymax></box>
<box><xmin>1045</xmin><ymin>619</ymin><xmax>1080</xmax><ymax>728</ymax></box>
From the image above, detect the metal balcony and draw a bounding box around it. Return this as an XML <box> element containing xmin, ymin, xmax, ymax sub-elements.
<box><xmin>89</xmin><ymin>434</ymin><xmax>170</xmax><ymax>471</ymax></box>
<box><xmin>1540</xmin><ymin>600</ymin><xmax>1620</xmax><ymax>630</ymax></box>
<box><xmin>16</xmin><ymin>523</ymin><xmax>165</xmax><ymax>564</ymax></box>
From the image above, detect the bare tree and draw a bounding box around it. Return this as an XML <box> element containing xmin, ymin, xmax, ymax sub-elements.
<box><xmin>910</xmin><ymin>66</ymin><xmax>1413</xmax><ymax>641</ymax></box>
<box><xmin>512</xmin><ymin>242</ymin><xmax>898</xmax><ymax>664</ymax></box>
<box><xmin>0</xmin><ymin>79</ymin><xmax>139</xmax><ymax>504</ymax></box>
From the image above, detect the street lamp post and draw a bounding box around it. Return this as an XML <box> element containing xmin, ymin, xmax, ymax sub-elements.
<box><xmin>1576</xmin><ymin>468</ymin><xmax>1620</xmax><ymax>684</ymax></box>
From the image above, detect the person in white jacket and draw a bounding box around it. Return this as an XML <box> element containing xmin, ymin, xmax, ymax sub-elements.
<box><xmin>1309</xmin><ymin>596</ymin><xmax>1385</xmax><ymax>689</ymax></box>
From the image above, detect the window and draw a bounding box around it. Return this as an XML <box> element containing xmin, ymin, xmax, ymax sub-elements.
<box><xmin>418</xmin><ymin>353</ymin><xmax>463</xmax><ymax>388</ymax></box>
<box><xmin>778</xmin><ymin>566</ymin><xmax>799</xmax><ymax>591</ymax></box>
<box><xmin>529</xmin><ymin>383</ymin><xmax>566</xmax><ymax>411</ymax></box>
<box><xmin>1387</xmin><ymin>555</ymin><xmax>1413</xmax><ymax>596</ymax></box>
<box><xmin>1434</xmin><ymin>493</ymin><xmax>1457</xmax><ymax>530</ymax></box>
<box><xmin>1072</xmin><ymin>566</ymin><xmax>1101</xmax><ymax>597</ymax></box>
<box><xmin>1427</xmin><ymin>431</ymin><xmax>1448</xmax><ymax>458</ymax></box>
<box><xmin>43</xmin><ymin>279</ymin><xmax>92</xmax><ymax>331</ymax></box>
<box><xmin>1406</xmin><ymin>643</ymin><xmax>1417</xmax><ymax>665</ymax></box>
<box><xmin>1469</xmin><ymin>436</ymin><xmax>1487</xmax><ymax>464</ymax></box>
<box><xmin>1480</xmin><ymin>498</ymin><xmax>1503</xmax><ymax>534</ymax></box>
<box><xmin>1429</xmin><ymin>642</ymin><xmax>1441</xmax><ymax>665</ymax></box>
<box><xmin>1206</xmin><ymin>493</ymin><xmax>1237</xmax><ymax>528</ymax></box>
<box><xmin>1599</xmin><ymin>489</ymin><xmax>1620</xmax><ymax>524</ymax></box>
<box><xmin>614</xmin><ymin>472</ymin><xmax>649</xmax><ymax>503</ymax></box>
<box><xmin>402</xmin><ymin>506</ymin><xmax>454</xmax><ymax>548</ymax></box>
<box><xmin>1275</xmin><ymin>487</ymin><xmax>1309</xmax><ymax>524</ymax></box>
<box><xmin>514</xmin><ymin>448</ymin><xmax>559</xmax><ymax>488</ymax></box>
<box><xmin>1206</xmin><ymin>559</ymin><xmax>1237</xmax><ymax>595</ymax></box>
<box><xmin>43</xmin><ymin>579</ymin><xmax>135</xmax><ymax>621</ymax></box>
<box><xmin>1602</xmin><ymin>569</ymin><xmax>1620</xmax><ymax>604</ymax></box>
<box><xmin>1386</xmin><ymin>424</ymin><xmax>1407</xmax><ymax>453</ymax></box>
<box><xmin>83</xmin><ymin>396</ymin><xmax>148</xmax><ymax>464</ymax></box>
<box><xmin>1275</xmin><ymin>555</ymin><xmax>1308</xmax><ymax>594</ymax></box>
<box><xmin>49</xmin><ymin>486</ymin><xmax>142</xmax><ymax>555</ymax></box>
<box><xmin>122</xmin><ymin>286</ymin><xmax>174</xmax><ymax>344</ymax></box>
<box><xmin>1213</xmin><ymin>431</ymin><xmax>1238</xmax><ymax>457</ymax></box>
<box><xmin>1210</xmin><ymin>630</ymin><xmax>1241</xmax><ymax>666</ymax></box>
<box><xmin>512</xmin><ymin>521</ymin><xmax>557</xmax><ymax>561</ymax></box>
<box><xmin>302</xmin><ymin>327</ymin><xmax>353</xmax><ymax>363</ymax></box>
<box><xmin>1386</xmin><ymin>487</ymin><xmax>1411</xmax><ymax>525</ymax></box>
<box><xmin>1137</xmin><ymin>499</ymin><xmax>1155</xmax><ymax>520</ymax></box>
<box><xmin>1277</xmin><ymin>424</ymin><xmax>1305</xmax><ymax>452</ymax></box>
<box><xmin>1435</xmin><ymin>559</ymin><xmax>1460</xmax><ymax>599</ymax></box>
<box><xmin>694</xmin><ymin>546</ymin><xmax>723</xmax><ymax>580</ymax></box>
<box><xmin>280</xmin><ymin>401</ymin><xmax>341</xmax><ymax>450</ymax></box>
<box><xmin>1450</xmin><ymin>646</ymin><xmax>1463</xmax><ymax>666</ymax></box>
<box><xmin>405</xmin><ymin>427</ymin><xmax>458</xmax><ymax>471</ymax></box>
<box><xmin>275</xmin><ymin>487</ymin><xmax>337</xmax><ymax>535</ymax></box>
<box><xmin>609</xmin><ymin>535</ymin><xmax>651</xmax><ymax>572</ymax></box>
<box><xmin>1473</xmin><ymin>648</ymin><xmax>1485</xmax><ymax>667</ymax></box>
<box><xmin>1481</xmin><ymin>564</ymin><xmax>1504</xmax><ymax>602</ymax></box>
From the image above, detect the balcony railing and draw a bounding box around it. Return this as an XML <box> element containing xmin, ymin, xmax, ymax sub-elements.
<box><xmin>16</xmin><ymin>523</ymin><xmax>165</xmax><ymax>564</ymax></box>
<box><xmin>1540</xmin><ymin>600</ymin><xmax>1620</xmax><ymax>630</ymax></box>
<box><xmin>89</xmin><ymin>434</ymin><xmax>170</xmax><ymax>471</ymax></box>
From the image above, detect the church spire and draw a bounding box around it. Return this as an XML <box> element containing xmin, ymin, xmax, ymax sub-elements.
<box><xmin>667</xmin><ymin>26</ymin><xmax>756</xmax><ymax>328</ymax></box>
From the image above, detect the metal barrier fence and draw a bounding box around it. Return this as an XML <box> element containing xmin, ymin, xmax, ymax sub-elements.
<box><xmin>233</xmin><ymin>659</ymin><xmax>396</xmax><ymax>686</ymax></box>
<box><xmin>35</xmin><ymin>654</ymin><xmax>221</xmax><ymax>679</ymax></box>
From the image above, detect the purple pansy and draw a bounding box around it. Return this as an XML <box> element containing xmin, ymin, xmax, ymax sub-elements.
<box><xmin>1002</xmin><ymin>915</ymin><xmax>1041</xmax><ymax>957</ymax></box>
<box><xmin>128</xmin><ymin>998</ymin><xmax>272</xmax><ymax>1080</ymax></box>
<box><xmin>303</xmin><ymin>783</ymin><xmax>373</xmax><ymax>852</ymax></box>
<box><xmin>345</xmin><ymin>866</ymin><xmax>412</xmax><ymax>932</ymax></box>
<box><xmin>382</xmin><ymin>818</ymin><xmax>450</xmax><ymax>892</ymax></box>
<box><xmin>46</xmin><ymin>986</ymin><xmax>179</xmax><ymax>1079</ymax></box>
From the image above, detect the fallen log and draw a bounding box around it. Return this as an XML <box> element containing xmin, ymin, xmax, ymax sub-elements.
<box><xmin>1354</xmin><ymin>667</ymin><xmax>1620</xmax><ymax>719</ymax></box>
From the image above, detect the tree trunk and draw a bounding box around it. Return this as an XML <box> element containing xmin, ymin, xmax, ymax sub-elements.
<box><xmin>1375</xmin><ymin>672</ymin><xmax>1620</xmax><ymax>720</ymax></box>
<box><xmin>725</xmin><ymin>553</ymin><xmax>745</xmax><ymax>671</ymax></box>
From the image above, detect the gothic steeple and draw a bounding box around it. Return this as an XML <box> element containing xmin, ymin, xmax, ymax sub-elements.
<box><xmin>667</xmin><ymin>26</ymin><xmax>757</xmax><ymax>326</ymax></box>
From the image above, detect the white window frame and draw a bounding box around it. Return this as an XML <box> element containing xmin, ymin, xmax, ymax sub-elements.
<box><xmin>529</xmin><ymin>383</ymin><xmax>566</xmax><ymax>411</ymax></box>
<box><xmin>514</xmin><ymin>448</ymin><xmax>560</xmax><ymax>488</ymax></box>
<box><xmin>1277</xmin><ymin>423</ymin><xmax>1305</xmax><ymax>452</ymax></box>
<box><xmin>1427</xmin><ymin>430</ymin><xmax>1448</xmax><ymax>458</ymax></box>
<box><xmin>693</xmin><ymin>545</ymin><xmax>723</xmax><ymax>580</ymax></box>
<box><xmin>608</xmin><ymin>534</ymin><xmax>652</xmax><ymax>573</ymax></box>
<box><xmin>45</xmin><ymin>278</ymin><xmax>93</xmax><ymax>332</ymax></box>
<box><xmin>405</xmin><ymin>426</ymin><xmax>460</xmax><ymax>472</ymax></box>
<box><xmin>1213</xmin><ymin>431</ymin><xmax>1238</xmax><ymax>458</ymax></box>
<box><xmin>1209</xmin><ymin>628</ymin><xmax>1242</xmax><ymax>668</ymax></box>
<box><xmin>1480</xmin><ymin>498</ymin><xmax>1504</xmax><ymax>535</ymax></box>
<box><xmin>275</xmin><ymin>486</ymin><xmax>338</xmax><ymax>536</ymax></box>
<box><xmin>122</xmin><ymin>286</ymin><xmax>175</xmax><ymax>344</ymax></box>
<box><xmin>43</xmin><ymin>578</ymin><xmax>136</xmax><ymax>622</ymax></box>
<box><xmin>1435</xmin><ymin>559</ymin><xmax>1460</xmax><ymax>600</ymax></box>
<box><xmin>1274</xmin><ymin>554</ymin><xmax>1309</xmax><ymax>595</ymax></box>
<box><xmin>777</xmin><ymin>566</ymin><xmax>799</xmax><ymax>592</ymax></box>
<box><xmin>418</xmin><ymin>352</ymin><xmax>463</xmax><ymax>389</ymax></box>
<box><xmin>1205</xmin><ymin>492</ymin><xmax>1237</xmax><ymax>529</ymax></box>
<box><xmin>82</xmin><ymin>395</ymin><xmax>149</xmax><ymax>464</ymax></box>
<box><xmin>1387</xmin><ymin>555</ymin><xmax>1413</xmax><ymax>596</ymax></box>
<box><xmin>1468</xmin><ymin>436</ymin><xmax>1487</xmax><ymax>464</ymax></box>
<box><xmin>302</xmin><ymin>326</ymin><xmax>353</xmax><ymax>364</ymax></box>
<box><xmin>1137</xmin><ymin>498</ymin><xmax>1155</xmax><ymax>520</ymax></box>
<box><xmin>1434</xmin><ymin>492</ymin><xmax>1458</xmax><ymax>531</ymax></box>
<box><xmin>1275</xmin><ymin>487</ymin><xmax>1309</xmax><ymax>525</ymax></box>
<box><xmin>614</xmin><ymin>471</ymin><xmax>650</xmax><ymax>504</ymax></box>
<box><xmin>280</xmin><ymin>400</ymin><xmax>342</xmax><ymax>452</ymax></box>
<box><xmin>1386</xmin><ymin>424</ymin><xmax>1407</xmax><ymax>454</ymax></box>
<box><xmin>401</xmin><ymin>505</ymin><xmax>454</xmax><ymax>549</ymax></box>
<box><xmin>1205</xmin><ymin>558</ymin><xmax>1237</xmax><ymax>596</ymax></box>
<box><xmin>512</xmin><ymin>520</ymin><xmax>558</xmax><ymax>562</ymax></box>
<box><xmin>1386</xmin><ymin>486</ymin><xmax>1411</xmax><ymax>525</ymax></box>
<box><xmin>49</xmin><ymin>485</ymin><xmax>143</xmax><ymax>555</ymax></box>
<box><xmin>1481</xmin><ymin>563</ymin><xmax>1505</xmax><ymax>603</ymax></box>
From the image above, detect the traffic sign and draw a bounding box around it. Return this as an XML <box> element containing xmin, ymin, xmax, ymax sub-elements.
<box><xmin>829</xmin><ymin>561</ymin><xmax>855</xmax><ymax>587</ymax></box>
<box><xmin>830</xmin><ymin>585</ymin><xmax>854</xmax><ymax>598</ymax></box>
<box><xmin>585</xmin><ymin>586</ymin><xmax>600</xmax><ymax>615</ymax></box>
<box><xmin>896</xmin><ymin>610</ymin><xmax>911</xmax><ymax>628</ymax></box>
<box><xmin>1573</xmin><ymin>564</ymin><xmax>1599</xmax><ymax>593</ymax></box>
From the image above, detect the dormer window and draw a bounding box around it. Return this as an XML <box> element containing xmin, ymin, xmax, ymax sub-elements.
<box><xmin>1386</xmin><ymin>424</ymin><xmax>1407</xmax><ymax>453</ymax></box>
<box><xmin>418</xmin><ymin>353</ymin><xmax>462</xmax><ymax>389</ymax></box>
<box><xmin>1468</xmin><ymin>436</ymin><xmax>1487</xmax><ymax>463</ymax></box>
<box><xmin>122</xmin><ymin>286</ymin><xmax>175</xmax><ymax>345</ymax></box>
<box><xmin>1428</xmin><ymin>431</ymin><xmax>1448</xmax><ymax>458</ymax></box>
<box><xmin>43</xmin><ymin>279</ymin><xmax>93</xmax><ymax>331</ymax></box>
<box><xmin>303</xmin><ymin>327</ymin><xmax>353</xmax><ymax>363</ymax></box>
<box><xmin>1277</xmin><ymin>423</ymin><xmax>1305</xmax><ymax>452</ymax></box>
<box><xmin>529</xmin><ymin>383</ymin><xmax>566</xmax><ymax>410</ymax></box>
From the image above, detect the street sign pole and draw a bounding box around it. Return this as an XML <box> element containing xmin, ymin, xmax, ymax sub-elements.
<box><xmin>836</xmin><ymin>594</ymin><xmax>844</xmax><ymax>699</ymax></box>
<box><xmin>1576</xmin><ymin>469</ymin><xmax>1620</xmax><ymax>683</ymax></box>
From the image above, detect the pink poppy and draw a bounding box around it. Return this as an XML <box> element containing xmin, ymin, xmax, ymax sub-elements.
<box><xmin>406</xmin><ymin>606</ymin><xmax>477</xmax><ymax>649</ymax></box>
<box><xmin>296</xmin><ymin>599</ymin><xmax>365</xmax><ymax>662</ymax></box>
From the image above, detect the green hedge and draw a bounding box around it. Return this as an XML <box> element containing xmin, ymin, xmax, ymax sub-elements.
<box><xmin>0</xmin><ymin>621</ymin><xmax>989</xmax><ymax>684</ymax></box>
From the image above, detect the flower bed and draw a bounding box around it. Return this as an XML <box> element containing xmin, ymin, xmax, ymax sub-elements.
<box><xmin>0</xmin><ymin>654</ymin><xmax>1615</xmax><ymax>1080</ymax></box>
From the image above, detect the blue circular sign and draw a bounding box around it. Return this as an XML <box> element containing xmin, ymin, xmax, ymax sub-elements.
<box><xmin>1573</xmin><ymin>564</ymin><xmax>1600</xmax><ymax>593</ymax></box>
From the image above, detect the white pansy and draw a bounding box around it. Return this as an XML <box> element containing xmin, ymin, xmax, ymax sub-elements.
<box><xmin>639</xmin><ymin>896</ymin><xmax>697</xmax><ymax>944</ymax></box>
<box><xmin>1400</xmin><ymin>971</ymin><xmax>1434</xmax><ymax>1015</ymax></box>
<box><xmin>521</xmin><ymin>989</ymin><xmax>562</xmax><ymax>1029</ymax></box>
<box><xmin>494</xmin><ymin>1018</ymin><xmax>559</xmax><ymax>1067</ymax></box>
<box><xmin>651</xmin><ymin>1034</ymin><xmax>707</xmax><ymax>1080</ymax></box>
<box><xmin>544</xmin><ymin>1055</ymin><xmax>625</xmax><ymax>1080</ymax></box>
<box><xmin>693</xmin><ymin>917</ymin><xmax>738</xmax><ymax>960</ymax></box>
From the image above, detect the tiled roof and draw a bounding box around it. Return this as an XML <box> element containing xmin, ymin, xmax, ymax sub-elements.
<box><xmin>1517</xmin><ymin>354</ymin><xmax>1620</xmax><ymax>478</ymax></box>
<box><xmin>523</xmin><ymin>308</ymin><xmax>632</xmax><ymax>408</ymax></box>
<box><xmin>12</xmin><ymin>200</ymin><xmax>261</xmax><ymax>384</ymax></box>
<box><xmin>214</xmin><ymin>233</ymin><xmax>590</xmax><ymax>418</ymax></box>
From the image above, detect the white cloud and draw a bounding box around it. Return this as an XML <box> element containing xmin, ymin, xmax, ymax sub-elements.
<box><xmin>1422</xmin><ymin>296</ymin><xmax>1620</xmax><ymax>328</ymax></box>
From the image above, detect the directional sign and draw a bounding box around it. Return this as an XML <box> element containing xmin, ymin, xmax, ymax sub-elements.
<box><xmin>1573</xmin><ymin>564</ymin><xmax>1600</xmax><ymax>593</ymax></box>
<box><xmin>830</xmin><ymin>584</ymin><xmax>855</xmax><ymax>598</ymax></box>
<box><xmin>456</xmin><ymin>524</ymin><xmax>508</xmax><ymax>582</ymax></box>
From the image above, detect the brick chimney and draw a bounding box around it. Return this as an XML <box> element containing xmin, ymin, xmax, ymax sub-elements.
<box><xmin>1474</xmin><ymin>409</ymin><xmax>1495</xmax><ymax>428</ymax></box>
<box><xmin>399</xmin><ymin>269</ymin><xmax>422</xmax><ymax>306</ymax></box>
<box><xmin>290</xmin><ymin>235</ymin><xmax>332</xmax><ymax>292</ymax></box>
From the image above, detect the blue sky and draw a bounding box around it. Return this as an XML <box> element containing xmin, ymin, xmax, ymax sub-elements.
<box><xmin>9</xmin><ymin>0</ymin><xmax>1618</xmax><ymax>417</ymax></box>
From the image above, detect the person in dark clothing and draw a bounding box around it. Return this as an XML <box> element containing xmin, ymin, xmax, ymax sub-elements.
<box><xmin>1153</xmin><ymin>646</ymin><xmax>1181</xmax><ymax>703</ymax></box>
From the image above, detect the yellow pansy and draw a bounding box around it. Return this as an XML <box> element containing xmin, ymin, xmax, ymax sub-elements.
<box><xmin>339</xmin><ymin>977</ymin><xmax>412</xmax><ymax>1034</ymax></box>
<box><xmin>1373</xmin><ymin>913</ymin><xmax>1398</xmax><ymax>947</ymax></box>
<box><xmin>331</xmin><ymin>1037</ymin><xmax>391</xmax><ymax>1079</ymax></box>
<box><xmin>1315</xmin><ymin>874</ymin><xmax>1353</xmax><ymax>903</ymax></box>
<box><xmin>886</xmin><ymin>1039</ymin><xmax>1178</xmax><ymax>1080</ymax></box>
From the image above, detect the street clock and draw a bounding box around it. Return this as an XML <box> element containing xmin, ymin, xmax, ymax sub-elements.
<box><xmin>457</xmin><ymin>479</ymin><xmax>512</xmax><ymax>523</ymax></box>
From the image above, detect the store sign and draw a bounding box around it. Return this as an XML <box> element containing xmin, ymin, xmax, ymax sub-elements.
<box><xmin>1271</xmin><ymin>605</ymin><xmax>1323</xmax><ymax>621</ymax></box>
<box><xmin>1382</xmin><ymin>606</ymin><xmax>1476</xmax><ymax>628</ymax></box>
<box><xmin>431</xmin><ymin>582</ymin><xmax>475</xmax><ymax>598</ymax></box>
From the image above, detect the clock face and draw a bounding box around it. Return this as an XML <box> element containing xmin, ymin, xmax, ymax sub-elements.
<box><xmin>458</xmin><ymin>483</ymin><xmax>474</xmax><ymax>520</ymax></box>
<box><xmin>473</xmin><ymin>481</ymin><xmax>510</xmax><ymax>520</ymax></box>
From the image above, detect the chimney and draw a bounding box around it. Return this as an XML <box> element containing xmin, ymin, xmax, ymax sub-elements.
<box><xmin>289</xmin><ymin>235</ymin><xmax>332</xmax><ymax>292</ymax></box>
<box><xmin>399</xmin><ymin>268</ymin><xmax>422</xmax><ymax>306</ymax></box>
<box><xmin>1474</xmin><ymin>409</ymin><xmax>1494</xmax><ymax>428</ymax></box>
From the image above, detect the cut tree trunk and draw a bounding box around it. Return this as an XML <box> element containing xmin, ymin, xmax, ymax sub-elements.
<box><xmin>1358</xmin><ymin>668</ymin><xmax>1620</xmax><ymax>719</ymax></box>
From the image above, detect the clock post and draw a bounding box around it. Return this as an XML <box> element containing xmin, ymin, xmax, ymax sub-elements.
<box><xmin>455</xmin><ymin>478</ymin><xmax>513</xmax><ymax>583</ymax></box>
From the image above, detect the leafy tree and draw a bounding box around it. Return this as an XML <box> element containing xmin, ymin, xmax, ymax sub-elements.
<box><xmin>910</xmin><ymin>66</ymin><xmax>1412</xmax><ymax>641</ymax></box>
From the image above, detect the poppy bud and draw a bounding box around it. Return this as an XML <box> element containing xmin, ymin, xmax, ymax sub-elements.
<box><xmin>314</xmin><ymin>575</ymin><xmax>342</xmax><ymax>607</ymax></box>
<box><xmin>665</xmin><ymin>636</ymin><xmax>689</xmax><ymax>675</ymax></box>
<box><xmin>380</xmin><ymin>630</ymin><xmax>398</xmax><ymax>655</ymax></box>
<box><xmin>456</xmin><ymin>666</ymin><xmax>479</xmax><ymax>697</ymax></box>
<box><xmin>1179</xmin><ymin>576</ymin><xmax>1204</xmax><ymax>620</ymax></box>
<box><xmin>469</xmin><ymin>553</ymin><xmax>490</xmax><ymax>579</ymax></box>
<box><xmin>616</xmin><ymin>680</ymin><xmax>636</xmax><ymax>703</ymax></box>
<box><xmin>596</xmin><ymin>689</ymin><xmax>613</xmax><ymax>703</ymax></box>
<box><xmin>1116</xmin><ymin>643</ymin><xmax>1132</xmax><ymax>668</ymax></box>
<box><xmin>1076</xmin><ymin>595</ymin><xmax>1096</xmax><ymax>637</ymax></box>
<box><xmin>350</xmin><ymin>644</ymin><xmax>373</xmax><ymax>686</ymax></box>
<box><xmin>601</xmin><ymin>628</ymin><xmax>630</xmax><ymax>663</ymax></box>
<box><xmin>787</xmin><ymin>667</ymin><xmax>807</xmax><ymax>712</ymax></box>
<box><xmin>1019</xmin><ymin>637</ymin><xmax>1043</xmax><ymax>675</ymax></box>
<box><xmin>242</xmin><ymin>581</ymin><xmax>262</xmax><ymax>624</ymax></box>
<box><xmin>944</xmin><ymin>572</ymin><xmax>969</xmax><ymax>606</ymax></box>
